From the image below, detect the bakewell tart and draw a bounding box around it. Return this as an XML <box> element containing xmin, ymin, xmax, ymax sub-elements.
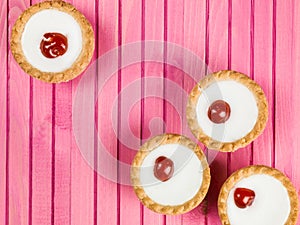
<box><xmin>218</xmin><ymin>165</ymin><xmax>299</xmax><ymax>225</ymax></box>
<box><xmin>131</xmin><ymin>134</ymin><xmax>211</xmax><ymax>215</ymax></box>
<box><xmin>10</xmin><ymin>0</ymin><xmax>94</xmax><ymax>83</ymax></box>
<box><xmin>187</xmin><ymin>70</ymin><xmax>268</xmax><ymax>152</ymax></box>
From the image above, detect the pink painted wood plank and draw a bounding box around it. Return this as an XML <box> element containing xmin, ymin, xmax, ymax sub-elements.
<box><xmin>274</xmin><ymin>0</ymin><xmax>294</xmax><ymax>175</ymax></box>
<box><xmin>206</xmin><ymin>0</ymin><xmax>229</xmax><ymax>224</ymax></box>
<box><xmin>182</xmin><ymin>0</ymin><xmax>207</xmax><ymax>223</ymax></box>
<box><xmin>252</xmin><ymin>0</ymin><xmax>274</xmax><ymax>166</ymax></box>
<box><xmin>70</xmin><ymin>0</ymin><xmax>96</xmax><ymax>224</ymax></box>
<box><xmin>54</xmin><ymin>0</ymin><xmax>96</xmax><ymax>224</ymax></box>
<box><xmin>119</xmin><ymin>0</ymin><xmax>142</xmax><ymax>224</ymax></box>
<box><xmin>291</xmin><ymin>0</ymin><xmax>300</xmax><ymax>207</ymax></box>
<box><xmin>229</xmin><ymin>0</ymin><xmax>252</xmax><ymax>173</ymax></box>
<box><xmin>54</xmin><ymin>82</ymin><xmax>72</xmax><ymax>225</ymax></box>
<box><xmin>71</xmin><ymin>80</ymin><xmax>94</xmax><ymax>225</ymax></box>
<box><xmin>8</xmin><ymin>1</ymin><xmax>30</xmax><ymax>224</ymax></box>
<box><xmin>29</xmin><ymin>0</ymin><xmax>52</xmax><ymax>224</ymax></box>
<box><xmin>165</xmin><ymin>0</ymin><xmax>184</xmax><ymax>132</ymax></box>
<box><xmin>96</xmin><ymin>0</ymin><xmax>119</xmax><ymax>225</ymax></box>
<box><xmin>0</xmin><ymin>0</ymin><xmax>8</xmax><ymax>223</ymax></box>
<box><xmin>142</xmin><ymin>0</ymin><xmax>165</xmax><ymax>224</ymax></box>
<box><xmin>275</xmin><ymin>0</ymin><xmax>300</xmax><ymax>209</ymax></box>
<box><xmin>31</xmin><ymin>79</ymin><xmax>52</xmax><ymax>225</ymax></box>
<box><xmin>165</xmin><ymin>0</ymin><xmax>184</xmax><ymax>224</ymax></box>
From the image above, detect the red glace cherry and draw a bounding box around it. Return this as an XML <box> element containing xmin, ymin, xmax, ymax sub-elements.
<box><xmin>208</xmin><ymin>100</ymin><xmax>231</xmax><ymax>124</ymax></box>
<box><xmin>154</xmin><ymin>156</ymin><xmax>174</xmax><ymax>182</ymax></box>
<box><xmin>40</xmin><ymin>32</ymin><xmax>68</xmax><ymax>58</ymax></box>
<box><xmin>234</xmin><ymin>188</ymin><xmax>256</xmax><ymax>209</ymax></box>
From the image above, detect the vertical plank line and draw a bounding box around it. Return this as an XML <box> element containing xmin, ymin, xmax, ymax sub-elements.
<box><xmin>163</xmin><ymin>0</ymin><xmax>167</xmax><ymax>135</ymax></box>
<box><xmin>94</xmin><ymin>0</ymin><xmax>100</xmax><ymax>223</ymax></box>
<box><xmin>227</xmin><ymin>0</ymin><xmax>232</xmax><ymax>175</ymax></box>
<box><xmin>272</xmin><ymin>0</ymin><xmax>276</xmax><ymax>168</ymax></box>
<box><xmin>250</xmin><ymin>0</ymin><xmax>255</xmax><ymax>165</ymax></box>
<box><xmin>140</xmin><ymin>0</ymin><xmax>145</xmax><ymax>224</ymax></box>
<box><xmin>204</xmin><ymin>2</ymin><xmax>209</xmax><ymax>224</ymax></box>
<box><xmin>227</xmin><ymin>0</ymin><xmax>232</xmax><ymax>70</ymax></box>
<box><xmin>28</xmin><ymin>3</ymin><xmax>33</xmax><ymax>225</ymax></box>
<box><xmin>163</xmin><ymin>0</ymin><xmax>167</xmax><ymax>224</ymax></box>
<box><xmin>28</xmin><ymin>77</ymin><xmax>33</xmax><ymax>225</ymax></box>
<box><xmin>94</xmin><ymin>0</ymin><xmax>99</xmax><ymax>224</ymax></box>
<box><xmin>51</xmin><ymin>84</ymin><xmax>56</xmax><ymax>225</ymax></box>
<box><xmin>69</xmin><ymin>82</ymin><xmax>72</xmax><ymax>225</ymax></box>
<box><xmin>182</xmin><ymin>0</ymin><xmax>185</xmax><ymax>137</ymax></box>
<box><xmin>205</xmin><ymin>0</ymin><xmax>209</xmax><ymax>74</ymax></box>
<box><xmin>5</xmin><ymin>0</ymin><xmax>10</xmax><ymax>223</ymax></box>
<box><xmin>117</xmin><ymin>1</ymin><xmax>122</xmax><ymax>225</ymax></box>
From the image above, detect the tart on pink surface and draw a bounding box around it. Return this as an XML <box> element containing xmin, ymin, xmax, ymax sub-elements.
<box><xmin>10</xmin><ymin>0</ymin><xmax>94</xmax><ymax>83</ymax></box>
<box><xmin>218</xmin><ymin>165</ymin><xmax>299</xmax><ymax>225</ymax></box>
<box><xmin>187</xmin><ymin>70</ymin><xmax>268</xmax><ymax>152</ymax></box>
<box><xmin>131</xmin><ymin>134</ymin><xmax>211</xmax><ymax>215</ymax></box>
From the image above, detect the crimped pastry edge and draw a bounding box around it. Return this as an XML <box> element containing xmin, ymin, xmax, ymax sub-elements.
<box><xmin>10</xmin><ymin>0</ymin><xmax>95</xmax><ymax>83</ymax></box>
<box><xmin>218</xmin><ymin>165</ymin><xmax>299</xmax><ymax>225</ymax></box>
<box><xmin>186</xmin><ymin>70</ymin><xmax>268</xmax><ymax>152</ymax></box>
<box><xmin>131</xmin><ymin>133</ymin><xmax>211</xmax><ymax>215</ymax></box>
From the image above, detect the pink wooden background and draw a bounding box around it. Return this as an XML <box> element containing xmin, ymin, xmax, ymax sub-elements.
<box><xmin>1</xmin><ymin>0</ymin><xmax>300</xmax><ymax>224</ymax></box>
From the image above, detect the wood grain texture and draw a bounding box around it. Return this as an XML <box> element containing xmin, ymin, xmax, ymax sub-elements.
<box><xmin>182</xmin><ymin>1</ymin><xmax>206</xmax><ymax>224</ymax></box>
<box><xmin>206</xmin><ymin>0</ymin><xmax>229</xmax><ymax>224</ymax></box>
<box><xmin>96</xmin><ymin>0</ymin><xmax>118</xmax><ymax>224</ymax></box>
<box><xmin>54</xmin><ymin>82</ymin><xmax>72</xmax><ymax>225</ymax></box>
<box><xmin>143</xmin><ymin>0</ymin><xmax>165</xmax><ymax>224</ymax></box>
<box><xmin>8</xmin><ymin>1</ymin><xmax>30</xmax><ymax>224</ymax></box>
<box><xmin>119</xmin><ymin>0</ymin><xmax>142</xmax><ymax>225</ymax></box>
<box><xmin>229</xmin><ymin>0</ymin><xmax>252</xmax><ymax>173</ymax></box>
<box><xmin>275</xmin><ymin>0</ymin><xmax>300</xmax><ymax>206</ymax></box>
<box><xmin>31</xmin><ymin>78</ymin><xmax>52</xmax><ymax>225</ymax></box>
<box><xmin>29</xmin><ymin>0</ymin><xmax>53</xmax><ymax>224</ymax></box>
<box><xmin>53</xmin><ymin>0</ymin><xmax>96</xmax><ymax>224</ymax></box>
<box><xmin>2</xmin><ymin>0</ymin><xmax>300</xmax><ymax>224</ymax></box>
<box><xmin>70</xmin><ymin>0</ymin><xmax>96</xmax><ymax>224</ymax></box>
<box><xmin>0</xmin><ymin>0</ymin><xmax>7</xmax><ymax>223</ymax></box>
<box><xmin>291</xmin><ymin>0</ymin><xmax>300</xmax><ymax>203</ymax></box>
<box><xmin>165</xmin><ymin>0</ymin><xmax>184</xmax><ymax>224</ymax></box>
<box><xmin>252</xmin><ymin>0</ymin><xmax>274</xmax><ymax>166</ymax></box>
<box><xmin>71</xmin><ymin>80</ymin><xmax>94</xmax><ymax>225</ymax></box>
<box><xmin>274</xmin><ymin>0</ymin><xmax>293</xmax><ymax>175</ymax></box>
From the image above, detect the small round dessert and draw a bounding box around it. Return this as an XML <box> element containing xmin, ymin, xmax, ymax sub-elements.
<box><xmin>186</xmin><ymin>70</ymin><xmax>268</xmax><ymax>152</ymax></box>
<box><xmin>218</xmin><ymin>165</ymin><xmax>299</xmax><ymax>225</ymax></box>
<box><xmin>10</xmin><ymin>0</ymin><xmax>94</xmax><ymax>83</ymax></box>
<box><xmin>131</xmin><ymin>133</ymin><xmax>211</xmax><ymax>215</ymax></box>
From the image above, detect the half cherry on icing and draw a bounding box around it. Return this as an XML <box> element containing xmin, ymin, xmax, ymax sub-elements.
<box><xmin>234</xmin><ymin>188</ymin><xmax>255</xmax><ymax>209</ymax></box>
<box><xmin>154</xmin><ymin>156</ymin><xmax>174</xmax><ymax>182</ymax></box>
<box><xmin>208</xmin><ymin>100</ymin><xmax>231</xmax><ymax>124</ymax></box>
<box><xmin>40</xmin><ymin>32</ymin><xmax>68</xmax><ymax>58</ymax></box>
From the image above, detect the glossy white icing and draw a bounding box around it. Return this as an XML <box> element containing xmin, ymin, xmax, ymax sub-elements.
<box><xmin>227</xmin><ymin>174</ymin><xmax>291</xmax><ymax>225</ymax></box>
<box><xmin>196</xmin><ymin>80</ymin><xmax>258</xmax><ymax>142</ymax></box>
<box><xmin>21</xmin><ymin>9</ymin><xmax>82</xmax><ymax>72</ymax></box>
<box><xmin>139</xmin><ymin>144</ymin><xmax>204</xmax><ymax>206</ymax></box>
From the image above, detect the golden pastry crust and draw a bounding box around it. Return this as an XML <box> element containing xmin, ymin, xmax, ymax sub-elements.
<box><xmin>218</xmin><ymin>165</ymin><xmax>299</xmax><ymax>225</ymax></box>
<box><xmin>10</xmin><ymin>0</ymin><xmax>94</xmax><ymax>83</ymax></box>
<box><xmin>186</xmin><ymin>70</ymin><xmax>268</xmax><ymax>152</ymax></box>
<box><xmin>131</xmin><ymin>133</ymin><xmax>211</xmax><ymax>215</ymax></box>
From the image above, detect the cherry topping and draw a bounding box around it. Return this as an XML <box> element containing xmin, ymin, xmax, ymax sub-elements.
<box><xmin>208</xmin><ymin>100</ymin><xmax>231</xmax><ymax>124</ymax></box>
<box><xmin>234</xmin><ymin>188</ymin><xmax>256</xmax><ymax>209</ymax></box>
<box><xmin>154</xmin><ymin>156</ymin><xmax>174</xmax><ymax>182</ymax></box>
<box><xmin>40</xmin><ymin>32</ymin><xmax>68</xmax><ymax>58</ymax></box>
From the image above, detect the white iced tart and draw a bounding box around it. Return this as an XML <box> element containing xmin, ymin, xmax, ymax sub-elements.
<box><xmin>10</xmin><ymin>0</ymin><xmax>94</xmax><ymax>83</ymax></box>
<box><xmin>218</xmin><ymin>165</ymin><xmax>298</xmax><ymax>225</ymax></box>
<box><xmin>186</xmin><ymin>70</ymin><xmax>268</xmax><ymax>152</ymax></box>
<box><xmin>131</xmin><ymin>134</ymin><xmax>211</xmax><ymax>215</ymax></box>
